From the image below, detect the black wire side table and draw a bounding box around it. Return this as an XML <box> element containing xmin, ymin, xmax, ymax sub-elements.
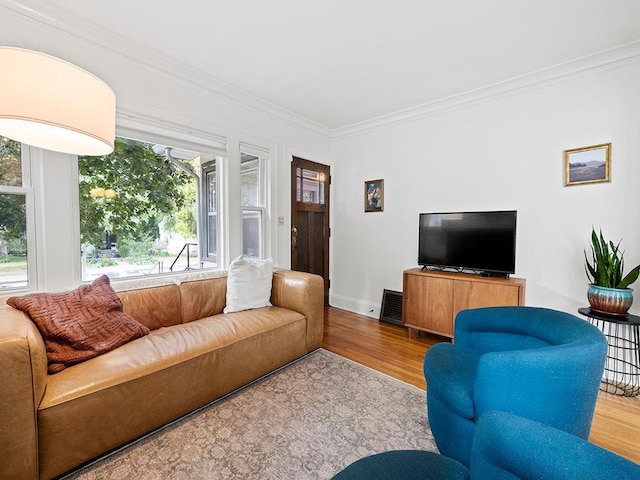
<box><xmin>578</xmin><ymin>308</ymin><xmax>640</xmax><ymax>397</ymax></box>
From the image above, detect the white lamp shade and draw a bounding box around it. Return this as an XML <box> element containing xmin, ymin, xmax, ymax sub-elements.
<box><xmin>0</xmin><ymin>47</ymin><xmax>115</xmax><ymax>156</ymax></box>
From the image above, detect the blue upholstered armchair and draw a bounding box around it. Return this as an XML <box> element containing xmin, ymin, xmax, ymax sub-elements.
<box><xmin>471</xmin><ymin>411</ymin><xmax>640</xmax><ymax>479</ymax></box>
<box><xmin>423</xmin><ymin>306</ymin><xmax>608</xmax><ymax>467</ymax></box>
<box><xmin>331</xmin><ymin>411</ymin><xmax>640</xmax><ymax>479</ymax></box>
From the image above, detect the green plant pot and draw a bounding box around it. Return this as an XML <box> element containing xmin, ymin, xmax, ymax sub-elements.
<box><xmin>587</xmin><ymin>284</ymin><xmax>633</xmax><ymax>315</ymax></box>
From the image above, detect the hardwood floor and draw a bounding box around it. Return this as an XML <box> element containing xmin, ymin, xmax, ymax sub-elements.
<box><xmin>322</xmin><ymin>306</ymin><xmax>640</xmax><ymax>464</ymax></box>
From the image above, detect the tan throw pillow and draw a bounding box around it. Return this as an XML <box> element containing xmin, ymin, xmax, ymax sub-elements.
<box><xmin>7</xmin><ymin>275</ymin><xmax>149</xmax><ymax>373</ymax></box>
<box><xmin>223</xmin><ymin>255</ymin><xmax>273</xmax><ymax>313</ymax></box>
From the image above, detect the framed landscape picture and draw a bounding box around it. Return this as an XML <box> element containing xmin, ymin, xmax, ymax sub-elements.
<box><xmin>364</xmin><ymin>179</ymin><xmax>384</xmax><ymax>212</ymax></box>
<box><xmin>564</xmin><ymin>143</ymin><xmax>611</xmax><ymax>186</ymax></box>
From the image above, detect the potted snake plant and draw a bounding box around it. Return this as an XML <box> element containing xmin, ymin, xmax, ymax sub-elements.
<box><xmin>585</xmin><ymin>228</ymin><xmax>640</xmax><ymax>315</ymax></box>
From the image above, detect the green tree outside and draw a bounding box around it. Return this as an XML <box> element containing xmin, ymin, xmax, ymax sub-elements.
<box><xmin>0</xmin><ymin>136</ymin><xmax>23</xmax><ymax>187</ymax></box>
<box><xmin>78</xmin><ymin>137</ymin><xmax>196</xmax><ymax>250</ymax></box>
<box><xmin>0</xmin><ymin>137</ymin><xmax>27</xmax><ymax>262</ymax></box>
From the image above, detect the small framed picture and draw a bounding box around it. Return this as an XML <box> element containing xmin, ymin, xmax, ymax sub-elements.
<box><xmin>364</xmin><ymin>179</ymin><xmax>384</xmax><ymax>212</ymax></box>
<box><xmin>564</xmin><ymin>143</ymin><xmax>611</xmax><ymax>186</ymax></box>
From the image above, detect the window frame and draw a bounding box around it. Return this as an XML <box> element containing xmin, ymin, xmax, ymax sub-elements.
<box><xmin>0</xmin><ymin>141</ymin><xmax>36</xmax><ymax>292</ymax></box>
<box><xmin>72</xmin><ymin>118</ymin><xmax>277</xmax><ymax>281</ymax></box>
<box><xmin>202</xmin><ymin>160</ymin><xmax>220</xmax><ymax>265</ymax></box>
<box><xmin>77</xmin><ymin>118</ymin><xmax>228</xmax><ymax>282</ymax></box>
<box><xmin>240</xmin><ymin>148</ymin><xmax>269</xmax><ymax>260</ymax></box>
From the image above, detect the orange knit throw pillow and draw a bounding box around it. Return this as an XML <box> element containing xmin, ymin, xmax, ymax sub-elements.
<box><xmin>7</xmin><ymin>275</ymin><xmax>149</xmax><ymax>373</ymax></box>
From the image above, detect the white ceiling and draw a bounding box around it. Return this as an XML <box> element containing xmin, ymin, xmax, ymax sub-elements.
<box><xmin>5</xmin><ymin>1</ymin><xmax>640</xmax><ymax>130</ymax></box>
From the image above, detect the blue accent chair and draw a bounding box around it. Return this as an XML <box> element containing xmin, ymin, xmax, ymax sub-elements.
<box><xmin>331</xmin><ymin>450</ymin><xmax>470</xmax><ymax>480</ymax></box>
<box><xmin>471</xmin><ymin>411</ymin><xmax>640</xmax><ymax>480</ymax></box>
<box><xmin>331</xmin><ymin>411</ymin><xmax>640</xmax><ymax>479</ymax></box>
<box><xmin>423</xmin><ymin>306</ymin><xmax>608</xmax><ymax>467</ymax></box>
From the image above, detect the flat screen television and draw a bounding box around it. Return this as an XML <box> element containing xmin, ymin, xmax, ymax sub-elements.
<box><xmin>418</xmin><ymin>210</ymin><xmax>517</xmax><ymax>277</ymax></box>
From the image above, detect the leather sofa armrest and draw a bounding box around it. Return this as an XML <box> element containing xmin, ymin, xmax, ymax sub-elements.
<box><xmin>271</xmin><ymin>270</ymin><xmax>324</xmax><ymax>351</ymax></box>
<box><xmin>0</xmin><ymin>304</ymin><xmax>48</xmax><ymax>480</ymax></box>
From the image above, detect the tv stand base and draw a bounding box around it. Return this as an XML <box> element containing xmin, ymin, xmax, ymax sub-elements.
<box><xmin>479</xmin><ymin>271</ymin><xmax>509</xmax><ymax>279</ymax></box>
<box><xmin>402</xmin><ymin>269</ymin><xmax>526</xmax><ymax>338</ymax></box>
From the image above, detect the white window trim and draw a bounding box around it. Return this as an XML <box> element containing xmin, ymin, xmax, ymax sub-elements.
<box><xmin>202</xmin><ymin>161</ymin><xmax>221</xmax><ymax>265</ymax></box>
<box><xmin>117</xmin><ymin>113</ymin><xmax>228</xmax><ymax>157</ymax></box>
<box><xmin>242</xmin><ymin>205</ymin><xmax>266</xmax><ymax>259</ymax></box>
<box><xmin>78</xmin><ymin>116</ymin><xmax>230</xmax><ymax>282</ymax></box>
<box><xmin>240</xmin><ymin>142</ymin><xmax>271</xmax><ymax>261</ymax></box>
<box><xmin>0</xmin><ymin>144</ymin><xmax>36</xmax><ymax>293</ymax></box>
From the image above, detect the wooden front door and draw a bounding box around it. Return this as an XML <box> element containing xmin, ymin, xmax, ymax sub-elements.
<box><xmin>291</xmin><ymin>157</ymin><xmax>330</xmax><ymax>304</ymax></box>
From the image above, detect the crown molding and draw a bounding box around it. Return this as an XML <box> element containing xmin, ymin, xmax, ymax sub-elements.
<box><xmin>0</xmin><ymin>0</ymin><xmax>332</xmax><ymax>139</ymax></box>
<box><xmin>332</xmin><ymin>40</ymin><xmax>640</xmax><ymax>139</ymax></box>
<box><xmin>4</xmin><ymin>1</ymin><xmax>640</xmax><ymax>142</ymax></box>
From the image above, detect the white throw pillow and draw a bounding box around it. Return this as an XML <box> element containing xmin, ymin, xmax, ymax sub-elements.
<box><xmin>223</xmin><ymin>255</ymin><xmax>273</xmax><ymax>313</ymax></box>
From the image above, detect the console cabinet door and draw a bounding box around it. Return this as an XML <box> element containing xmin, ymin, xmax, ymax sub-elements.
<box><xmin>403</xmin><ymin>273</ymin><xmax>454</xmax><ymax>337</ymax></box>
<box><xmin>402</xmin><ymin>269</ymin><xmax>526</xmax><ymax>339</ymax></box>
<box><xmin>453</xmin><ymin>281</ymin><xmax>521</xmax><ymax>318</ymax></box>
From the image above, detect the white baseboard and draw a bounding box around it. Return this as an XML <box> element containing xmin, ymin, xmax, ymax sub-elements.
<box><xmin>329</xmin><ymin>293</ymin><xmax>380</xmax><ymax>319</ymax></box>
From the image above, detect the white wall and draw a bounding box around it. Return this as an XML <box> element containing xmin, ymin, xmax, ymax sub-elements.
<box><xmin>330</xmin><ymin>59</ymin><xmax>640</xmax><ymax>317</ymax></box>
<box><xmin>4</xmin><ymin>6</ymin><xmax>640</xmax><ymax>313</ymax></box>
<box><xmin>2</xmin><ymin>8</ymin><xmax>332</xmax><ymax>290</ymax></box>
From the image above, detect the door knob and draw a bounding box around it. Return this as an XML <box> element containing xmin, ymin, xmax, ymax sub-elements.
<box><xmin>291</xmin><ymin>227</ymin><xmax>298</xmax><ymax>248</ymax></box>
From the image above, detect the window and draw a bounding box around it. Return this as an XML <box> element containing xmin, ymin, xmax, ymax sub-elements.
<box><xmin>0</xmin><ymin>136</ymin><xmax>31</xmax><ymax>290</ymax></box>
<box><xmin>78</xmin><ymin>133</ymin><xmax>270</xmax><ymax>278</ymax></box>
<box><xmin>203</xmin><ymin>161</ymin><xmax>218</xmax><ymax>264</ymax></box>
<box><xmin>79</xmin><ymin>136</ymin><xmax>218</xmax><ymax>281</ymax></box>
<box><xmin>241</xmin><ymin>152</ymin><xmax>266</xmax><ymax>259</ymax></box>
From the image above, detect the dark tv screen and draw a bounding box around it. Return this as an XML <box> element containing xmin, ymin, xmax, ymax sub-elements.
<box><xmin>418</xmin><ymin>210</ymin><xmax>517</xmax><ymax>275</ymax></box>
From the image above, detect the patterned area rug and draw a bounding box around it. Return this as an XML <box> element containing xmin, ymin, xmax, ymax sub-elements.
<box><xmin>65</xmin><ymin>349</ymin><xmax>437</xmax><ymax>480</ymax></box>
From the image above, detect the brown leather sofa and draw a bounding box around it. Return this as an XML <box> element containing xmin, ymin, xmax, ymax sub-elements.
<box><xmin>0</xmin><ymin>269</ymin><xmax>324</xmax><ymax>480</ymax></box>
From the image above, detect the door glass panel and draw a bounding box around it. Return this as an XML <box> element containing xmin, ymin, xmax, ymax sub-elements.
<box><xmin>296</xmin><ymin>168</ymin><xmax>324</xmax><ymax>205</ymax></box>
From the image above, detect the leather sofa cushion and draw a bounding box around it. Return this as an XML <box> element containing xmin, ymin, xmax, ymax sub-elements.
<box><xmin>180</xmin><ymin>277</ymin><xmax>226</xmax><ymax>323</ymax></box>
<box><xmin>40</xmin><ymin>306</ymin><xmax>305</xmax><ymax>408</ymax></box>
<box><xmin>37</xmin><ymin>305</ymin><xmax>308</xmax><ymax>480</ymax></box>
<box><xmin>7</xmin><ymin>275</ymin><xmax>149</xmax><ymax>373</ymax></box>
<box><xmin>118</xmin><ymin>283</ymin><xmax>183</xmax><ymax>330</ymax></box>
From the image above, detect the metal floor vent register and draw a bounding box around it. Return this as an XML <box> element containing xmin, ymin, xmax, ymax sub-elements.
<box><xmin>380</xmin><ymin>289</ymin><xmax>403</xmax><ymax>326</ymax></box>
